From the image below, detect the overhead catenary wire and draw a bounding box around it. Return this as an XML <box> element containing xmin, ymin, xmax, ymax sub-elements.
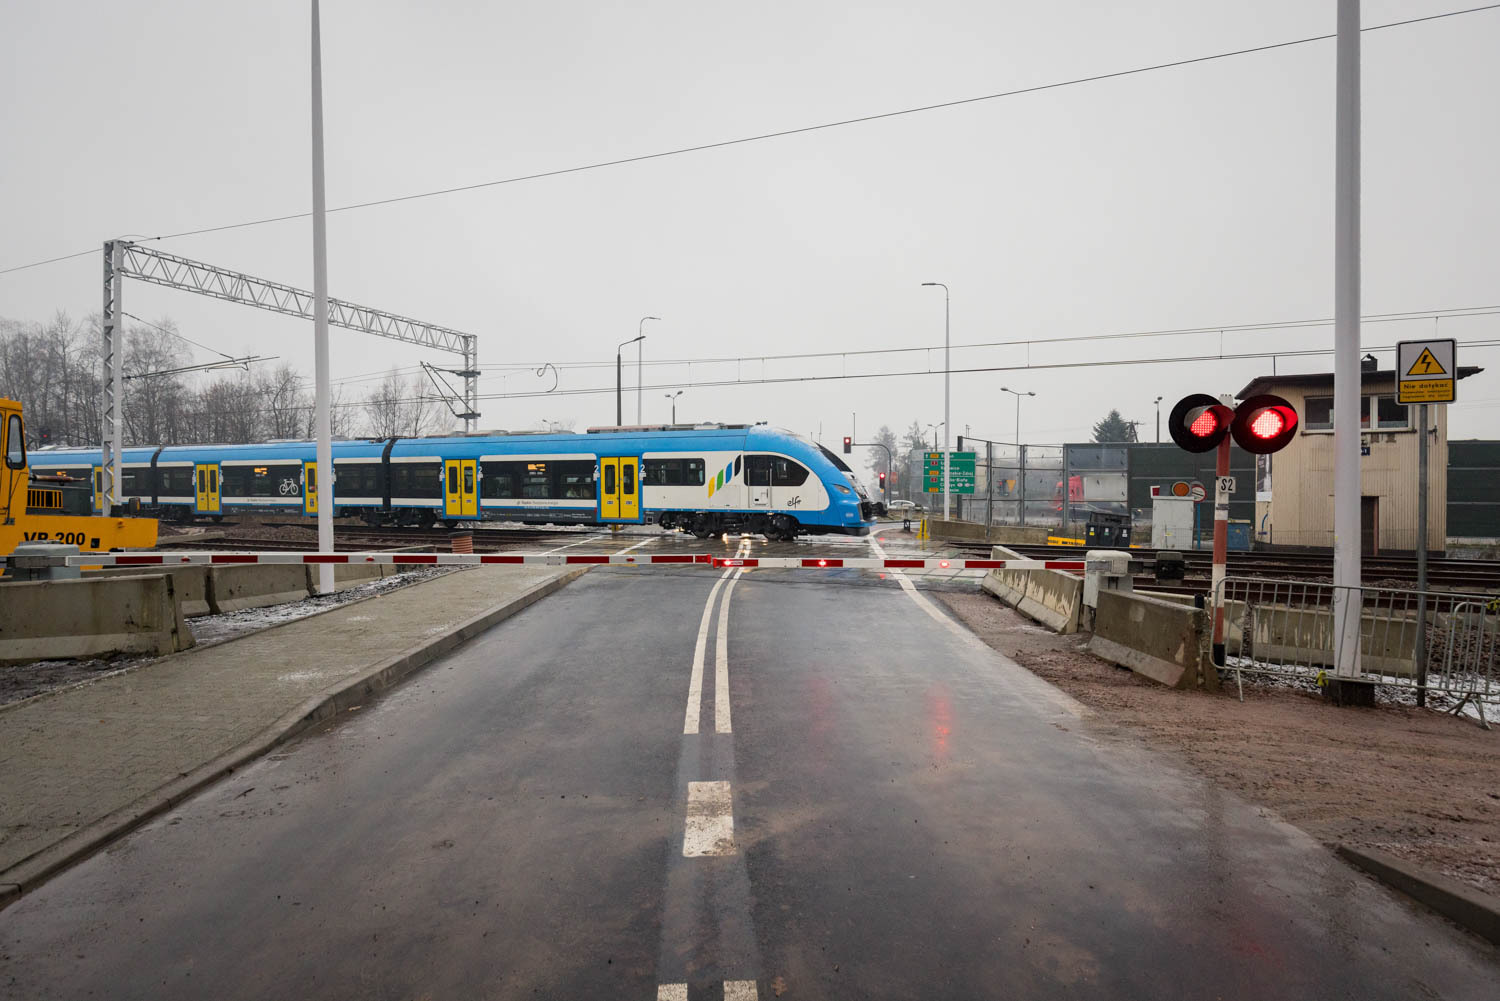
<box><xmin>2</xmin><ymin>3</ymin><xmax>1496</xmax><ymax>277</ymax></box>
<box><xmin>478</xmin><ymin>305</ymin><xmax>1500</xmax><ymax>373</ymax></box>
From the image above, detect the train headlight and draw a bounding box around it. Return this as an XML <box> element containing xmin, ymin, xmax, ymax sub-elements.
<box><xmin>833</xmin><ymin>483</ymin><xmax>851</xmax><ymax>495</ymax></box>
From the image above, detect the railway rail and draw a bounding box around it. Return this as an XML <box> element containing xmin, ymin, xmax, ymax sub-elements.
<box><xmin>947</xmin><ymin>541</ymin><xmax>1500</xmax><ymax>592</ymax></box>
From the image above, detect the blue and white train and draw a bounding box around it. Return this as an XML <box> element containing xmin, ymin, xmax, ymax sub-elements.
<box><xmin>30</xmin><ymin>424</ymin><xmax>878</xmax><ymax>540</ymax></box>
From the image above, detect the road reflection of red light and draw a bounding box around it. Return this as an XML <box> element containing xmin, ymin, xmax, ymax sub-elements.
<box><xmin>928</xmin><ymin>687</ymin><xmax>953</xmax><ymax>759</ymax></box>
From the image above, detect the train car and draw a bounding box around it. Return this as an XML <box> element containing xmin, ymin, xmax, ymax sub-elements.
<box><xmin>0</xmin><ymin>398</ymin><xmax>158</xmax><ymax>554</ymax></box>
<box><xmin>29</xmin><ymin>423</ymin><xmax>875</xmax><ymax>539</ymax></box>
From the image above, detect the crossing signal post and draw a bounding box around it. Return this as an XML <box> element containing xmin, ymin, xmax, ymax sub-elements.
<box><xmin>1168</xmin><ymin>393</ymin><xmax>1298</xmax><ymax>665</ymax></box>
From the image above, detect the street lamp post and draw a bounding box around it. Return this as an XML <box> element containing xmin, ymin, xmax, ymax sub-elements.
<box><xmin>637</xmin><ymin>316</ymin><xmax>659</xmax><ymax>423</ymax></box>
<box><xmin>664</xmin><ymin>390</ymin><xmax>683</xmax><ymax>423</ymax></box>
<box><xmin>1000</xmin><ymin>386</ymin><xmax>1035</xmax><ymax>447</ymax></box>
<box><xmin>1154</xmin><ymin>395</ymin><xmax>1164</xmax><ymax>443</ymax></box>
<box><xmin>926</xmin><ymin>422</ymin><xmax>944</xmax><ymax>449</ymax></box>
<box><xmin>921</xmin><ymin>283</ymin><xmax>950</xmax><ymax>520</ymax></box>
<box><xmin>616</xmin><ymin>333</ymin><xmax>645</xmax><ymax>426</ymax></box>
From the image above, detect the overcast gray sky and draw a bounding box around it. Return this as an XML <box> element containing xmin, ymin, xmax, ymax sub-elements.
<box><xmin>2</xmin><ymin>0</ymin><xmax>1496</xmax><ymax>463</ymax></box>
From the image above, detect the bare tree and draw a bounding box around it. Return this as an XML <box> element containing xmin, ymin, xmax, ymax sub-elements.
<box><xmin>363</xmin><ymin>370</ymin><xmax>450</xmax><ymax>438</ymax></box>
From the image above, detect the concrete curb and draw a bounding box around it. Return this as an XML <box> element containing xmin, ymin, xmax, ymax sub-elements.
<box><xmin>0</xmin><ymin>566</ymin><xmax>588</xmax><ymax>911</ymax></box>
<box><xmin>1336</xmin><ymin>844</ymin><xmax>1500</xmax><ymax>947</ymax></box>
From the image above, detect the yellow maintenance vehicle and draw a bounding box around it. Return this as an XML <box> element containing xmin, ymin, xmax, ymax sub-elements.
<box><xmin>1</xmin><ymin>397</ymin><xmax>158</xmax><ymax>555</ymax></box>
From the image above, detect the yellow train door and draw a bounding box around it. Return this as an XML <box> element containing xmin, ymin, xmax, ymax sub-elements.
<box><xmin>619</xmin><ymin>457</ymin><xmax>639</xmax><ymax>521</ymax></box>
<box><xmin>93</xmin><ymin>467</ymin><xmax>103</xmax><ymax>512</ymax></box>
<box><xmin>599</xmin><ymin>458</ymin><xmax>620</xmax><ymax>520</ymax></box>
<box><xmin>195</xmin><ymin>463</ymin><xmax>221</xmax><ymax>514</ymax></box>
<box><xmin>303</xmin><ymin>461</ymin><xmax>319</xmax><ymax>516</ymax></box>
<box><xmin>443</xmin><ymin>459</ymin><xmax>478</xmax><ymax>519</ymax></box>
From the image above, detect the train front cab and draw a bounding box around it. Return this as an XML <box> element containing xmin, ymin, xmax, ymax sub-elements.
<box><xmin>599</xmin><ymin>456</ymin><xmax>641</xmax><ymax>523</ymax></box>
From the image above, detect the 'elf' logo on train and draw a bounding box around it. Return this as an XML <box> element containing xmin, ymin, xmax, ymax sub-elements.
<box><xmin>706</xmin><ymin>459</ymin><xmax>738</xmax><ymax>499</ymax></box>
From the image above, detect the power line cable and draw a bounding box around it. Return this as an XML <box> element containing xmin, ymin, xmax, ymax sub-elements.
<box><xmin>120</xmin><ymin>311</ymin><xmax>239</xmax><ymax>363</ymax></box>
<box><xmin>480</xmin><ymin>305</ymin><xmax>1500</xmax><ymax>373</ymax></box>
<box><xmin>3</xmin><ymin>3</ymin><xmax>1495</xmax><ymax>277</ymax></box>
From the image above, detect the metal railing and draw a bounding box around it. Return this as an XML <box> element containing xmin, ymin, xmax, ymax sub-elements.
<box><xmin>1212</xmin><ymin>576</ymin><xmax>1497</xmax><ymax>727</ymax></box>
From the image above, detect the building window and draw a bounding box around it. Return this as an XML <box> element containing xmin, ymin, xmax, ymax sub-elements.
<box><xmin>1301</xmin><ymin>394</ymin><xmax>1408</xmax><ymax>432</ymax></box>
<box><xmin>1374</xmin><ymin>395</ymin><xmax>1409</xmax><ymax>429</ymax></box>
<box><xmin>1305</xmin><ymin>396</ymin><xmax>1333</xmax><ymax>430</ymax></box>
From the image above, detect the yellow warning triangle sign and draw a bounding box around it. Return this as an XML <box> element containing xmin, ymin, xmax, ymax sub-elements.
<box><xmin>1407</xmin><ymin>347</ymin><xmax>1447</xmax><ymax>376</ymax></box>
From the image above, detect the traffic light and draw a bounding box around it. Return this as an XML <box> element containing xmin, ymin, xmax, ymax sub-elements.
<box><xmin>1231</xmin><ymin>394</ymin><xmax>1298</xmax><ymax>454</ymax></box>
<box><xmin>878</xmin><ymin>471</ymin><xmax>887</xmax><ymax>486</ymax></box>
<box><xmin>1167</xmin><ymin>394</ymin><xmax>1233</xmax><ymax>453</ymax></box>
<box><xmin>843</xmin><ymin>436</ymin><xmax>852</xmax><ymax>454</ymax></box>
<box><xmin>1168</xmin><ymin>393</ymin><xmax>1298</xmax><ymax>455</ymax></box>
<box><xmin>956</xmin><ymin>435</ymin><xmax>964</xmax><ymax>452</ymax></box>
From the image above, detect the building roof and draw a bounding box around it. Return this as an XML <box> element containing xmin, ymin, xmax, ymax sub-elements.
<box><xmin>1237</xmin><ymin>366</ymin><xmax>1483</xmax><ymax>399</ymax></box>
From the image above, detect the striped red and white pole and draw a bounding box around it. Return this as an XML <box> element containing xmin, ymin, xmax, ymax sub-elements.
<box><xmin>1211</xmin><ymin>435</ymin><xmax>1230</xmax><ymax>665</ymax></box>
<box><xmin>0</xmin><ymin>551</ymin><xmax>1087</xmax><ymax>572</ymax></box>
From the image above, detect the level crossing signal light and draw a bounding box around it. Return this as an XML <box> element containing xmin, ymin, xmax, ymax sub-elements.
<box><xmin>878</xmin><ymin>471</ymin><xmax>886</xmax><ymax>486</ymax></box>
<box><xmin>843</xmin><ymin>436</ymin><xmax>852</xmax><ymax>454</ymax></box>
<box><xmin>1167</xmin><ymin>393</ymin><xmax>1298</xmax><ymax>455</ymax></box>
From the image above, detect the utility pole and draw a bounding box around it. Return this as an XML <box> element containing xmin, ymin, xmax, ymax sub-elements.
<box><xmin>311</xmin><ymin>0</ymin><xmax>334</xmax><ymax>595</ymax></box>
<box><xmin>1331</xmin><ymin>0</ymin><xmax>1363</xmax><ymax>685</ymax></box>
<box><xmin>1416</xmin><ymin>403</ymin><xmax>1429</xmax><ymax>705</ymax></box>
<box><xmin>100</xmin><ymin>240</ymin><xmax>124</xmax><ymax>515</ymax></box>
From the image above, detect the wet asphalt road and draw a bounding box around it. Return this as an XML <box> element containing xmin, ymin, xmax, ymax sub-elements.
<box><xmin>1</xmin><ymin>557</ymin><xmax>1497</xmax><ymax>999</ymax></box>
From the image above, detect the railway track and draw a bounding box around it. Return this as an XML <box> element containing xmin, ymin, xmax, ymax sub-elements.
<box><xmin>947</xmin><ymin>541</ymin><xmax>1500</xmax><ymax>592</ymax></box>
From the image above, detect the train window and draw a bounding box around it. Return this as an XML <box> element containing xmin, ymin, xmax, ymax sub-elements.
<box><xmin>338</xmin><ymin>463</ymin><xmax>380</xmax><ymax>497</ymax></box>
<box><xmin>643</xmin><ymin>458</ymin><xmax>704</xmax><ymax>486</ymax></box>
<box><xmin>197</xmin><ymin>468</ymin><xmax>206</xmax><ymax>492</ymax></box>
<box><xmin>520</xmin><ymin>461</ymin><xmax>549</xmax><ymax>499</ymax></box>
<box><xmin>4</xmin><ymin>414</ymin><xmax>22</xmax><ymax>468</ymax></box>
<box><xmin>771</xmin><ymin>457</ymin><xmax>808</xmax><ymax>487</ymax></box>
<box><xmin>464</xmin><ymin>466</ymin><xmax>475</xmax><ymax>493</ymax></box>
<box><xmin>160</xmin><ymin>467</ymin><xmax>194</xmax><ymax>496</ymax></box>
<box><xmin>447</xmin><ymin>465</ymin><xmax>459</xmax><ymax>494</ymax></box>
<box><xmin>481</xmin><ymin>464</ymin><xmax>517</xmax><ymax>499</ymax></box>
<box><xmin>121</xmin><ymin>467</ymin><xmax>145</xmax><ymax>495</ymax></box>
<box><xmin>623</xmin><ymin>462</ymin><xmax>635</xmax><ymax>495</ymax></box>
<box><xmin>745</xmin><ymin>455</ymin><xmax>771</xmax><ymax>486</ymax></box>
<box><xmin>391</xmin><ymin>462</ymin><xmax>442</xmax><ymax>498</ymax></box>
<box><xmin>604</xmin><ymin>464</ymin><xmax>616</xmax><ymax>495</ymax></box>
<box><xmin>209</xmin><ymin>468</ymin><xmax>218</xmax><ymax>493</ymax></box>
<box><xmin>555</xmin><ymin>461</ymin><xmax>596</xmax><ymax>499</ymax></box>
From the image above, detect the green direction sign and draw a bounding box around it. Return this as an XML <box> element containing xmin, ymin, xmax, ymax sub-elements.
<box><xmin>923</xmin><ymin>451</ymin><xmax>976</xmax><ymax>494</ymax></box>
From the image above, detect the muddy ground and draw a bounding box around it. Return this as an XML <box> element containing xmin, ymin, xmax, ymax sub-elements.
<box><xmin>938</xmin><ymin>590</ymin><xmax>1500</xmax><ymax>895</ymax></box>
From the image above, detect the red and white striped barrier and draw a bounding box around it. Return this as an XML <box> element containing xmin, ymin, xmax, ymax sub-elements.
<box><xmin>0</xmin><ymin>551</ymin><xmax>1087</xmax><ymax>572</ymax></box>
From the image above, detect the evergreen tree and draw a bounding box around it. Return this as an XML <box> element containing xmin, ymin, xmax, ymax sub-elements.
<box><xmin>1091</xmin><ymin>409</ymin><xmax>1138</xmax><ymax>443</ymax></box>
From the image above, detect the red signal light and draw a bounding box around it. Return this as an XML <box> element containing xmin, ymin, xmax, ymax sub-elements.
<box><xmin>842</xmin><ymin>436</ymin><xmax>852</xmax><ymax>455</ymax></box>
<box><xmin>1189</xmin><ymin>410</ymin><xmax>1222</xmax><ymax>437</ymax></box>
<box><xmin>1168</xmin><ymin>394</ymin><xmax>1232</xmax><ymax>453</ymax></box>
<box><xmin>1230</xmin><ymin>394</ymin><xmax>1298</xmax><ymax>454</ymax></box>
<box><xmin>1248</xmin><ymin>409</ymin><xmax>1285</xmax><ymax>439</ymax></box>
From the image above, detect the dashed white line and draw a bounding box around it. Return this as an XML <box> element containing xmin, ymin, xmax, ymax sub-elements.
<box><xmin>714</xmin><ymin>569</ymin><xmax>741</xmax><ymax>734</ymax></box>
<box><xmin>683</xmin><ymin>780</ymin><xmax>737</xmax><ymax>857</ymax></box>
<box><xmin>684</xmin><ymin>569</ymin><xmax>735</xmax><ymax>735</ymax></box>
<box><xmin>656</xmin><ymin>985</ymin><xmax>687</xmax><ymax>1001</ymax></box>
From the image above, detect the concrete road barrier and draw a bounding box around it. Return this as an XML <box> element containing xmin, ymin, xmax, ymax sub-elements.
<box><xmin>980</xmin><ymin>545</ymin><xmax>1083</xmax><ymax>634</ymax></box>
<box><xmin>84</xmin><ymin>565</ymin><xmax>212</xmax><ymax>618</ymax></box>
<box><xmin>208</xmin><ymin>565</ymin><xmax>312</xmax><ymax>614</ymax></box>
<box><xmin>0</xmin><ymin>574</ymin><xmax>195</xmax><ymax>664</ymax></box>
<box><xmin>1088</xmin><ymin>588</ymin><xmax>1218</xmax><ymax>691</ymax></box>
<box><xmin>1249</xmin><ymin>604</ymin><xmax>1419</xmax><ymax>678</ymax></box>
<box><xmin>927</xmin><ymin>519</ymin><xmax>1053</xmax><ymax>546</ymax></box>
